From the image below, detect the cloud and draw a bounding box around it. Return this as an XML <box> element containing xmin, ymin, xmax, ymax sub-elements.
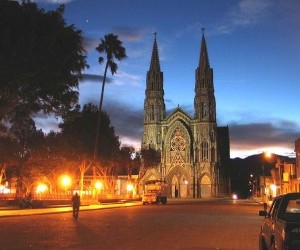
<box><xmin>33</xmin><ymin>113</ymin><xmax>62</xmax><ymax>133</ymax></box>
<box><xmin>112</xmin><ymin>71</ymin><xmax>142</xmax><ymax>87</ymax></box>
<box><xmin>82</xmin><ymin>36</ymin><xmax>99</xmax><ymax>52</ymax></box>
<box><xmin>214</xmin><ymin>0</ymin><xmax>273</xmax><ymax>35</ymax></box>
<box><xmin>80</xmin><ymin>74</ymin><xmax>112</xmax><ymax>83</ymax></box>
<box><xmin>112</xmin><ymin>27</ymin><xmax>144</xmax><ymax>42</ymax></box>
<box><xmin>229</xmin><ymin>121</ymin><xmax>299</xmax><ymax>151</ymax></box>
<box><xmin>34</xmin><ymin>102</ymin><xmax>300</xmax><ymax>158</ymax></box>
<box><xmin>174</xmin><ymin>0</ymin><xmax>273</xmax><ymax>37</ymax></box>
<box><xmin>104</xmin><ymin>100</ymin><xmax>144</xmax><ymax>148</ymax></box>
<box><xmin>175</xmin><ymin>22</ymin><xmax>204</xmax><ymax>38</ymax></box>
<box><xmin>32</xmin><ymin>0</ymin><xmax>75</xmax><ymax>3</ymax></box>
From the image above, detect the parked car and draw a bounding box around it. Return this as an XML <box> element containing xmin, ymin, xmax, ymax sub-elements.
<box><xmin>258</xmin><ymin>193</ymin><xmax>300</xmax><ymax>249</ymax></box>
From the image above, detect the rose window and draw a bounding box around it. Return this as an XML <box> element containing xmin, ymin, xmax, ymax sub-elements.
<box><xmin>171</xmin><ymin>129</ymin><xmax>186</xmax><ymax>151</ymax></box>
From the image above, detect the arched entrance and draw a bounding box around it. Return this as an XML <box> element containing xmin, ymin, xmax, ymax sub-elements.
<box><xmin>171</xmin><ymin>173</ymin><xmax>188</xmax><ymax>198</ymax></box>
<box><xmin>171</xmin><ymin>175</ymin><xmax>179</xmax><ymax>198</ymax></box>
<box><xmin>200</xmin><ymin>175</ymin><xmax>211</xmax><ymax>198</ymax></box>
<box><xmin>180</xmin><ymin>175</ymin><xmax>188</xmax><ymax>198</ymax></box>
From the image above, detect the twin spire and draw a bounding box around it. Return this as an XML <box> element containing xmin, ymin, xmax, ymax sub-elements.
<box><xmin>149</xmin><ymin>30</ymin><xmax>210</xmax><ymax>73</ymax></box>
<box><xmin>145</xmin><ymin>30</ymin><xmax>215</xmax><ymax>123</ymax></box>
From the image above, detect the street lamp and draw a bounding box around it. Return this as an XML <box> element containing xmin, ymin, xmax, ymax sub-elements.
<box><xmin>126</xmin><ymin>183</ymin><xmax>134</xmax><ymax>198</ymax></box>
<box><xmin>59</xmin><ymin>175</ymin><xmax>72</xmax><ymax>194</ymax></box>
<box><xmin>262</xmin><ymin>152</ymin><xmax>272</xmax><ymax>210</ymax></box>
<box><xmin>36</xmin><ymin>183</ymin><xmax>48</xmax><ymax>193</ymax></box>
<box><xmin>95</xmin><ymin>180</ymin><xmax>103</xmax><ymax>190</ymax></box>
<box><xmin>262</xmin><ymin>152</ymin><xmax>272</xmax><ymax>194</ymax></box>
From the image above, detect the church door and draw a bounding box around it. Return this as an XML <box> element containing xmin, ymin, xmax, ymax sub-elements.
<box><xmin>200</xmin><ymin>175</ymin><xmax>211</xmax><ymax>198</ymax></box>
<box><xmin>180</xmin><ymin>175</ymin><xmax>188</xmax><ymax>198</ymax></box>
<box><xmin>172</xmin><ymin>175</ymin><xmax>179</xmax><ymax>198</ymax></box>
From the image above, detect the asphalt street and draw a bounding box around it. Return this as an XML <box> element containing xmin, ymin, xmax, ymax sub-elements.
<box><xmin>0</xmin><ymin>198</ymin><xmax>263</xmax><ymax>250</ymax></box>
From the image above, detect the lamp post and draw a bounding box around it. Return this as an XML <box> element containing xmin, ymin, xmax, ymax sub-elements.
<box><xmin>262</xmin><ymin>152</ymin><xmax>271</xmax><ymax>210</ymax></box>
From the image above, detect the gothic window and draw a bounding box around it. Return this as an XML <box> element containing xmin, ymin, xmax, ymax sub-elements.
<box><xmin>201</xmin><ymin>102</ymin><xmax>207</xmax><ymax>119</ymax></box>
<box><xmin>211</xmin><ymin>129</ymin><xmax>215</xmax><ymax>142</ymax></box>
<box><xmin>157</xmin><ymin>107</ymin><xmax>160</xmax><ymax>121</ymax></box>
<box><xmin>195</xmin><ymin>147</ymin><xmax>199</xmax><ymax>163</ymax></box>
<box><xmin>201</xmin><ymin>78</ymin><xmax>205</xmax><ymax>87</ymax></box>
<box><xmin>171</xmin><ymin>129</ymin><xmax>186</xmax><ymax>151</ymax></box>
<box><xmin>170</xmin><ymin>128</ymin><xmax>186</xmax><ymax>167</ymax></box>
<box><xmin>201</xmin><ymin>141</ymin><xmax>208</xmax><ymax>161</ymax></box>
<box><xmin>209</xmin><ymin>104</ymin><xmax>215</xmax><ymax>119</ymax></box>
<box><xmin>150</xmin><ymin>106</ymin><xmax>154</xmax><ymax>121</ymax></box>
<box><xmin>211</xmin><ymin>146</ymin><xmax>215</xmax><ymax>162</ymax></box>
<box><xmin>157</xmin><ymin>132</ymin><xmax>161</xmax><ymax>144</ymax></box>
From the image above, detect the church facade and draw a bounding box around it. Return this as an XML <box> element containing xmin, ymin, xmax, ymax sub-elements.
<box><xmin>140</xmin><ymin>33</ymin><xmax>230</xmax><ymax>198</ymax></box>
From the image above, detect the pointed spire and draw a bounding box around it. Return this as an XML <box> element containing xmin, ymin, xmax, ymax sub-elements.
<box><xmin>150</xmin><ymin>32</ymin><xmax>161</xmax><ymax>71</ymax></box>
<box><xmin>199</xmin><ymin>28</ymin><xmax>210</xmax><ymax>70</ymax></box>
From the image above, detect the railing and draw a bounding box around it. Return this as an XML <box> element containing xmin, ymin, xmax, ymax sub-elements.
<box><xmin>0</xmin><ymin>193</ymin><xmax>74</xmax><ymax>200</ymax></box>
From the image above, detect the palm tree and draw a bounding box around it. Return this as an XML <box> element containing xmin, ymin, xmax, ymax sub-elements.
<box><xmin>94</xmin><ymin>33</ymin><xmax>127</xmax><ymax>162</ymax></box>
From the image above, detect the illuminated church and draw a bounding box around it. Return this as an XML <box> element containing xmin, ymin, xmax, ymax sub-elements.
<box><xmin>140</xmin><ymin>32</ymin><xmax>230</xmax><ymax>198</ymax></box>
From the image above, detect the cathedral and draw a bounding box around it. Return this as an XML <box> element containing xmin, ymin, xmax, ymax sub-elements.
<box><xmin>140</xmin><ymin>32</ymin><xmax>230</xmax><ymax>198</ymax></box>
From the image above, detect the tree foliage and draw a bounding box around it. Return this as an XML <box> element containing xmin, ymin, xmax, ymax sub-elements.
<box><xmin>59</xmin><ymin>103</ymin><xmax>121</xmax><ymax>166</ymax></box>
<box><xmin>140</xmin><ymin>148</ymin><xmax>161</xmax><ymax>178</ymax></box>
<box><xmin>0</xmin><ymin>0</ymin><xmax>88</xmax><ymax>134</ymax></box>
<box><xmin>117</xmin><ymin>146</ymin><xmax>140</xmax><ymax>177</ymax></box>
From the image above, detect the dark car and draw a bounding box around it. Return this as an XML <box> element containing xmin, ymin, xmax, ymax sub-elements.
<box><xmin>258</xmin><ymin>193</ymin><xmax>300</xmax><ymax>249</ymax></box>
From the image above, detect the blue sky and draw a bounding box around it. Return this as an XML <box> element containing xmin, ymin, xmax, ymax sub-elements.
<box><xmin>33</xmin><ymin>0</ymin><xmax>300</xmax><ymax>158</ymax></box>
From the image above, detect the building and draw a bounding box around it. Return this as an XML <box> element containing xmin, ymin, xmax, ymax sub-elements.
<box><xmin>296</xmin><ymin>137</ymin><xmax>300</xmax><ymax>181</ymax></box>
<box><xmin>265</xmin><ymin>139</ymin><xmax>299</xmax><ymax>198</ymax></box>
<box><xmin>140</xmin><ymin>32</ymin><xmax>230</xmax><ymax>198</ymax></box>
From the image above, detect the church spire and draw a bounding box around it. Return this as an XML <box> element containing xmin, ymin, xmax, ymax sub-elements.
<box><xmin>198</xmin><ymin>28</ymin><xmax>210</xmax><ymax>71</ymax></box>
<box><xmin>149</xmin><ymin>32</ymin><xmax>161</xmax><ymax>72</ymax></box>
<box><xmin>194</xmin><ymin>29</ymin><xmax>216</xmax><ymax>122</ymax></box>
<box><xmin>144</xmin><ymin>33</ymin><xmax>165</xmax><ymax>124</ymax></box>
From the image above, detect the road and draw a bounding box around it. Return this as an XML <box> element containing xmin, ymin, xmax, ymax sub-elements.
<box><xmin>0</xmin><ymin>198</ymin><xmax>263</xmax><ymax>250</ymax></box>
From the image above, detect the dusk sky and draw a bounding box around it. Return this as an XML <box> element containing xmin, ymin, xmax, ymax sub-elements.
<box><xmin>33</xmin><ymin>0</ymin><xmax>300</xmax><ymax>159</ymax></box>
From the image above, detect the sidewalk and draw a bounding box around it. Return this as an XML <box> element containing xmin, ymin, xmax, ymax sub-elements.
<box><xmin>0</xmin><ymin>201</ymin><xmax>142</xmax><ymax>218</ymax></box>
<box><xmin>253</xmin><ymin>197</ymin><xmax>272</xmax><ymax>207</ymax></box>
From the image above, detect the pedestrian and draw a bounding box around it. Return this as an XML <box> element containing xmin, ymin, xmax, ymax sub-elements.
<box><xmin>71</xmin><ymin>192</ymin><xmax>80</xmax><ymax>219</ymax></box>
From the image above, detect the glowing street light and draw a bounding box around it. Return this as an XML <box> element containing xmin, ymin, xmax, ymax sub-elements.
<box><xmin>126</xmin><ymin>183</ymin><xmax>133</xmax><ymax>192</ymax></box>
<box><xmin>265</xmin><ymin>151</ymin><xmax>272</xmax><ymax>158</ymax></box>
<box><xmin>59</xmin><ymin>175</ymin><xmax>72</xmax><ymax>192</ymax></box>
<box><xmin>270</xmin><ymin>184</ymin><xmax>277</xmax><ymax>197</ymax></box>
<box><xmin>95</xmin><ymin>180</ymin><xmax>103</xmax><ymax>190</ymax></box>
<box><xmin>36</xmin><ymin>183</ymin><xmax>48</xmax><ymax>194</ymax></box>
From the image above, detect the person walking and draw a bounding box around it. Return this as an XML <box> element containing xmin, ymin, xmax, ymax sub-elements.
<box><xmin>71</xmin><ymin>192</ymin><xmax>80</xmax><ymax>219</ymax></box>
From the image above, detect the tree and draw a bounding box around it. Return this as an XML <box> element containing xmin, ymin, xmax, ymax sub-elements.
<box><xmin>0</xmin><ymin>118</ymin><xmax>55</xmax><ymax>195</ymax></box>
<box><xmin>0</xmin><ymin>136</ymin><xmax>18</xmax><ymax>185</ymax></box>
<box><xmin>117</xmin><ymin>146</ymin><xmax>140</xmax><ymax>178</ymax></box>
<box><xmin>60</xmin><ymin>103</ymin><xmax>120</xmax><ymax>164</ymax></box>
<box><xmin>94</xmin><ymin>33</ymin><xmax>127</xmax><ymax>160</ymax></box>
<box><xmin>140</xmin><ymin>148</ymin><xmax>161</xmax><ymax>179</ymax></box>
<box><xmin>59</xmin><ymin>103</ymin><xmax>121</xmax><ymax>194</ymax></box>
<box><xmin>0</xmin><ymin>0</ymin><xmax>88</xmax><ymax>134</ymax></box>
